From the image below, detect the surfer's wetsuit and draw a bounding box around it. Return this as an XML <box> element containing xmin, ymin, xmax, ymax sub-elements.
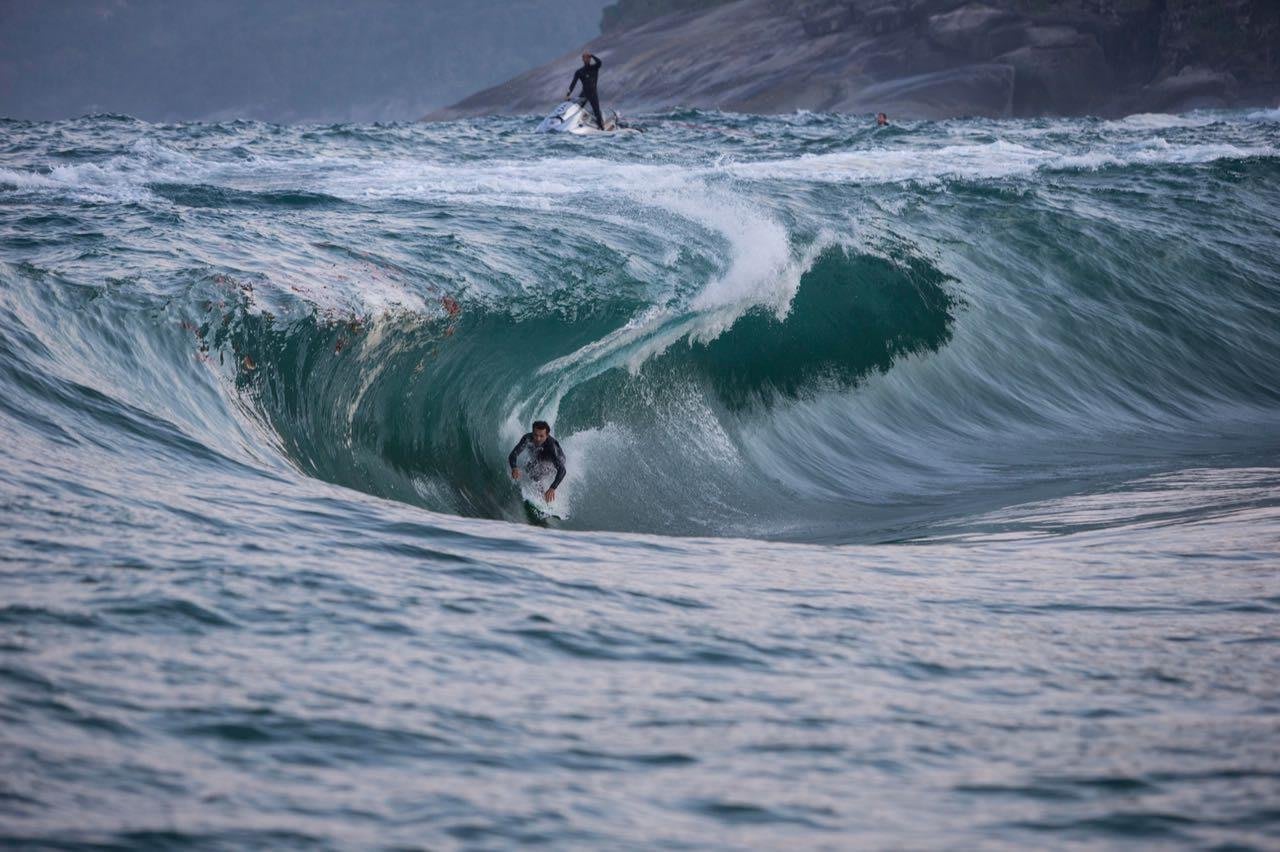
<box><xmin>509</xmin><ymin>433</ymin><xmax>567</xmax><ymax>489</ymax></box>
<box><xmin>567</xmin><ymin>55</ymin><xmax>604</xmax><ymax>129</ymax></box>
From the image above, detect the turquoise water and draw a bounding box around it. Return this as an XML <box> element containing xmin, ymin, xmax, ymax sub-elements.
<box><xmin>2</xmin><ymin>110</ymin><xmax>1279</xmax><ymax>847</ymax></box>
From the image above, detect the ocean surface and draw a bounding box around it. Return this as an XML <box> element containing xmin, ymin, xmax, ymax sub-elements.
<box><xmin>2</xmin><ymin>108</ymin><xmax>1279</xmax><ymax>848</ymax></box>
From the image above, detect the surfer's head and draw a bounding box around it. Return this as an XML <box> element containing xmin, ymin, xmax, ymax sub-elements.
<box><xmin>582</xmin><ymin>52</ymin><xmax>591</xmax><ymax>64</ymax></box>
<box><xmin>532</xmin><ymin>420</ymin><xmax>551</xmax><ymax>444</ymax></box>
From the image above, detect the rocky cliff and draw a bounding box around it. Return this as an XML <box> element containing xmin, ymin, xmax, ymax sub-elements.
<box><xmin>425</xmin><ymin>0</ymin><xmax>1278</xmax><ymax>120</ymax></box>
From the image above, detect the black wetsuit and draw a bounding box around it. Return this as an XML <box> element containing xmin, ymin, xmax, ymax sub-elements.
<box><xmin>508</xmin><ymin>433</ymin><xmax>567</xmax><ymax>489</ymax></box>
<box><xmin>568</xmin><ymin>55</ymin><xmax>604</xmax><ymax>129</ymax></box>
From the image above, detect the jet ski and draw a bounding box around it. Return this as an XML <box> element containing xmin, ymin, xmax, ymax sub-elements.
<box><xmin>536</xmin><ymin>98</ymin><xmax>638</xmax><ymax>135</ymax></box>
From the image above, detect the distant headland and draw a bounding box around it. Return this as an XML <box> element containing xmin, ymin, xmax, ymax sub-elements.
<box><xmin>425</xmin><ymin>0</ymin><xmax>1279</xmax><ymax>120</ymax></box>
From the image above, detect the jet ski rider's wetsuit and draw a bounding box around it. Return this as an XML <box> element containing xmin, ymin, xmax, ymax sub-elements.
<box><xmin>508</xmin><ymin>433</ymin><xmax>567</xmax><ymax>490</ymax></box>
<box><xmin>567</xmin><ymin>54</ymin><xmax>604</xmax><ymax>129</ymax></box>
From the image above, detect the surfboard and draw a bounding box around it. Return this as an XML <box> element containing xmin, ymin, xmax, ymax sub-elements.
<box><xmin>520</xmin><ymin>481</ymin><xmax>568</xmax><ymax>521</ymax></box>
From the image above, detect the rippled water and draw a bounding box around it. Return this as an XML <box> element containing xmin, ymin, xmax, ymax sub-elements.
<box><xmin>2</xmin><ymin>109</ymin><xmax>1279</xmax><ymax>848</ymax></box>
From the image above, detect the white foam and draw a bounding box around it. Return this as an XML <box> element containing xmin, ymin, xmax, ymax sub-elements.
<box><xmin>0</xmin><ymin>137</ymin><xmax>216</xmax><ymax>203</ymax></box>
<box><xmin>332</xmin><ymin>156</ymin><xmax>687</xmax><ymax>204</ymax></box>
<box><xmin>12</xmin><ymin>127</ymin><xmax>1267</xmax><ymax>216</ymax></box>
<box><xmin>725</xmin><ymin>139</ymin><xmax>1276</xmax><ymax>185</ymax></box>
<box><xmin>1244</xmin><ymin>107</ymin><xmax>1280</xmax><ymax>123</ymax></box>
<box><xmin>0</xmin><ymin>161</ymin><xmax>153</xmax><ymax>203</ymax></box>
<box><xmin>1111</xmin><ymin>112</ymin><xmax>1218</xmax><ymax>130</ymax></box>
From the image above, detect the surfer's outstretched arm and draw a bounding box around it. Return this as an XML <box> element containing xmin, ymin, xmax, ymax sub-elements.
<box><xmin>567</xmin><ymin>69</ymin><xmax>582</xmax><ymax>98</ymax></box>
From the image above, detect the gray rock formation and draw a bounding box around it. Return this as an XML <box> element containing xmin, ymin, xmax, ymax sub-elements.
<box><xmin>0</xmin><ymin>0</ymin><xmax>612</xmax><ymax>123</ymax></box>
<box><xmin>425</xmin><ymin>0</ymin><xmax>1279</xmax><ymax>121</ymax></box>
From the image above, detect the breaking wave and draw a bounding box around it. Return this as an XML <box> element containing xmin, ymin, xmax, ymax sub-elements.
<box><xmin>2</xmin><ymin>109</ymin><xmax>1279</xmax><ymax>540</ymax></box>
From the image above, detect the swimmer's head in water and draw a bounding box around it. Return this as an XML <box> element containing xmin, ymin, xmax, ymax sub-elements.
<box><xmin>876</xmin><ymin>112</ymin><xmax>889</xmax><ymax>126</ymax></box>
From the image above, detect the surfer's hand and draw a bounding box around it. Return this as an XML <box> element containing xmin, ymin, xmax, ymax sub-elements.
<box><xmin>544</xmin><ymin>488</ymin><xmax>556</xmax><ymax>502</ymax></box>
<box><xmin>511</xmin><ymin>468</ymin><xmax>521</xmax><ymax>480</ymax></box>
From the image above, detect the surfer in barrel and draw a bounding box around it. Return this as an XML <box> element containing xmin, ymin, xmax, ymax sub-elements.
<box><xmin>509</xmin><ymin>420</ymin><xmax>566</xmax><ymax>503</ymax></box>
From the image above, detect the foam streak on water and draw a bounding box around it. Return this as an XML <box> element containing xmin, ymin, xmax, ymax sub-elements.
<box><xmin>1</xmin><ymin>110</ymin><xmax>1279</xmax><ymax>848</ymax></box>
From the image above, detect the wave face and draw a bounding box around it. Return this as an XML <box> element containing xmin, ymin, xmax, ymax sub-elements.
<box><xmin>7</xmin><ymin>112</ymin><xmax>1277</xmax><ymax>540</ymax></box>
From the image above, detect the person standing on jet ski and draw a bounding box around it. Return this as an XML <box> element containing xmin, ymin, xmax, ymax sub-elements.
<box><xmin>566</xmin><ymin>51</ymin><xmax>605</xmax><ymax>130</ymax></box>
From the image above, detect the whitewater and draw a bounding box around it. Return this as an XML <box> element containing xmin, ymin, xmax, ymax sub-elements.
<box><xmin>1</xmin><ymin>109</ymin><xmax>1278</xmax><ymax>848</ymax></box>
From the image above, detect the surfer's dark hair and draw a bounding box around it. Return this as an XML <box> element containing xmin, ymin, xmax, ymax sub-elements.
<box><xmin>532</xmin><ymin>420</ymin><xmax>551</xmax><ymax>433</ymax></box>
